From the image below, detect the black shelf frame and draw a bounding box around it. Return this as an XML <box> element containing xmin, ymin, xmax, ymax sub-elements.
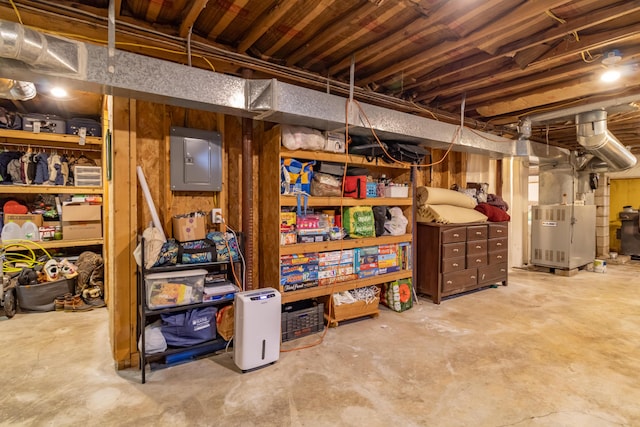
<box><xmin>137</xmin><ymin>237</ymin><xmax>243</xmax><ymax>383</ymax></box>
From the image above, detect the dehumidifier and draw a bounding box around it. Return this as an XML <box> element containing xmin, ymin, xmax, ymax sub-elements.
<box><xmin>234</xmin><ymin>287</ymin><xmax>281</xmax><ymax>372</ymax></box>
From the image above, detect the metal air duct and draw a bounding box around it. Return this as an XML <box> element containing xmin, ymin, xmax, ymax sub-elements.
<box><xmin>0</xmin><ymin>78</ymin><xmax>36</xmax><ymax>100</ymax></box>
<box><xmin>576</xmin><ymin>110</ymin><xmax>637</xmax><ymax>171</ymax></box>
<box><xmin>0</xmin><ymin>20</ymin><xmax>85</xmax><ymax>75</ymax></box>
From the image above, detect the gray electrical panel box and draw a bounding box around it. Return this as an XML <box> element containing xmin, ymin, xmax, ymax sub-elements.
<box><xmin>170</xmin><ymin>127</ymin><xmax>222</xmax><ymax>191</ymax></box>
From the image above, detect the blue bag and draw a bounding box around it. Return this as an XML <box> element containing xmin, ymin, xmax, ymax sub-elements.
<box><xmin>160</xmin><ymin>306</ymin><xmax>217</xmax><ymax>347</ymax></box>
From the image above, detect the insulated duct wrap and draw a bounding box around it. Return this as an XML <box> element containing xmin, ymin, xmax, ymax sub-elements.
<box><xmin>576</xmin><ymin>110</ymin><xmax>636</xmax><ymax>171</ymax></box>
<box><xmin>0</xmin><ymin>20</ymin><xmax>85</xmax><ymax>76</ymax></box>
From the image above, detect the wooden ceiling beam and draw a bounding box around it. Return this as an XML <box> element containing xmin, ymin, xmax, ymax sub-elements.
<box><xmin>207</xmin><ymin>0</ymin><xmax>251</xmax><ymax>40</ymax></box>
<box><xmin>390</xmin><ymin>10</ymin><xmax>640</xmax><ymax>101</ymax></box>
<box><xmin>359</xmin><ymin>0</ymin><xmax>572</xmax><ymax>85</ymax></box>
<box><xmin>328</xmin><ymin>0</ymin><xmax>495</xmax><ymax>77</ymax></box>
<box><xmin>404</xmin><ymin>23</ymin><xmax>640</xmax><ymax>102</ymax></box>
<box><xmin>285</xmin><ymin>4</ymin><xmax>377</xmax><ymax>67</ymax></box>
<box><xmin>179</xmin><ymin>0</ymin><xmax>210</xmax><ymax>38</ymax></box>
<box><xmin>145</xmin><ymin>0</ymin><xmax>163</xmax><ymax>23</ymax></box>
<box><xmin>237</xmin><ymin>0</ymin><xmax>298</xmax><ymax>54</ymax></box>
<box><xmin>263</xmin><ymin>0</ymin><xmax>336</xmax><ymax>57</ymax></box>
<box><xmin>475</xmin><ymin>73</ymin><xmax>640</xmax><ymax>118</ymax></box>
<box><xmin>429</xmin><ymin>41</ymin><xmax>640</xmax><ymax>111</ymax></box>
<box><xmin>302</xmin><ymin>1</ymin><xmax>409</xmax><ymax>69</ymax></box>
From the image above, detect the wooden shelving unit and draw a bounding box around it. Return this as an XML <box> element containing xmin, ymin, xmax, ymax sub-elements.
<box><xmin>258</xmin><ymin>124</ymin><xmax>414</xmax><ymax>305</ymax></box>
<box><xmin>0</xmin><ymin>128</ymin><xmax>104</xmax><ymax>253</ymax></box>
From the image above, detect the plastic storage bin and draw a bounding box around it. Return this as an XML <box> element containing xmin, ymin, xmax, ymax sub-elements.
<box><xmin>383</xmin><ymin>186</ymin><xmax>409</xmax><ymax>198</ymax></box>
<box><xmin>366</xmin><ymin>182</ymin><xmax>378</xmax><ymax>198</ymax></box>
<box><xmin>281</xmin><ymin>303</ymin><xmax>324</xmax><ymax>342</ymax></box>
<box><xmin>145</xmin><ymin>269</ymin><xmax>206</xmax><ymax>309</ymax></box>
<box><xmin>74</xmin><ymin>166</ymin><xmax>102</xmax><ymax>187</ymax></box>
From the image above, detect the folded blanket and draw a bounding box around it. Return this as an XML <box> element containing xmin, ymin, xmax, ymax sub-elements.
<box><xmin>474</xmin><ymin>203</ymin><xmax>510</xmax><ymax>222</ymax></box>
<box><xmin>416</xmin><ymin>186</ymin><xmax>477</xmax><ymax>209</ymax></box>
<box><xmin>416</xmin><ymin>204</ymin><xmax>488</xmax><ymax>224</ymax></box>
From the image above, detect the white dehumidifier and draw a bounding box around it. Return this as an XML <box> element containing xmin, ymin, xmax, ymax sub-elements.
<box><xmin>234</xmin><ymin>287</ymin><xmax>281</xmax><ymax>372</ymax></box>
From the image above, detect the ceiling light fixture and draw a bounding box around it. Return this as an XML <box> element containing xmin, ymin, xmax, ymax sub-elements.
<box><xmin>601</xmin><ymin>49</ymin><xmax>622</xmax><ymax>83</ymax></box>
<box><xmin>50</xmin><ymin>87</ymin><xmax>68</xmax><ymax>98</ymax></box>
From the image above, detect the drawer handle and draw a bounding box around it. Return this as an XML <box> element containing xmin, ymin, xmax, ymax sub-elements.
<box><xmin>453</xmin><ymin>233</ymin><xmax>459</xmax><ymax>237</ymax></box>
<box><xmin>497</xmin><ymin>255</ymin><xmax>503</xmax><ymax>259</ymax></box>
<box><xmin>500</xmin><ymin>268</ymin><xmax>506</xmax><ymax>272</ymax></box>
<box><xmin>453</xmin><ymin>248</ymin><xmax>459</xmax><ymax>253</ymax></box>
<box><xmin>475</xmin><ymin>245</ymin><xmax>482</xmax><ymax>249</ymax></box>
<box><xmin>497</xmin><ymin>229</ymin><xmax>502</xmax><ymax>233</ymax></box>
<box><xmin>475</xmin><ymin>231</ymin><xmax>481</xmax><ymax>235</ymax></box>
<box><xmin>476</xmin><ymin>259</ymin><xmax>482</xmax><ymax>263</ymax></box>
<box><xmin>452</xmin><ymin>263</ymin><xmax>459</xmax><ymax>267</ymax></box>
<box><xmin>482</xmin><ymin>274</ymin><xmax>486</xmax><ymax>280</ymax></box>
<box><xmin>471</xmin><ymin>275</ymin><xmax>476</xmax><ymax>279</ymax></box>
<box><xmin>497</xmin><ymin>243</ymin><xmax>502</xmax><ymax>246</ymax></box>
<box><xmin>446</xmin><ymin>280</ymin><xmax>453</xmax><ymax>285</ymax></box>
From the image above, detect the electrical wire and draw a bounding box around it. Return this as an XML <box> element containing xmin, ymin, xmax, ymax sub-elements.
<box><xmin>8</xmin><ymin>0</ymin><xmax>22</xmax><ymax>24</ymax></box>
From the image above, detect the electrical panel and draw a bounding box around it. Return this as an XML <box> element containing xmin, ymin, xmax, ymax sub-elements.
<box><xmin>170</xmin><ymin>127</ymin><xmax>222</xmax><ymax>192</ymax></box>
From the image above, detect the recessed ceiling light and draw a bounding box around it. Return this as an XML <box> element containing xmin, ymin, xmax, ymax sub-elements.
<box><xmin>50</xmin><ymin>87</ymin><xmax>68</xmax><ymax>98</ymax></box>
<box><xmin>601</xmin><ymin>69</ymin><xmax>621</xmax><ymax>83</ymax></box>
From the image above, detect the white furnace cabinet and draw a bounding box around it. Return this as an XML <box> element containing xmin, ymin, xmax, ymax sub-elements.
<box><xmin>531</xmin><ymin>205</ymin><xmax>596</xmax><ymax>269</ymax></box>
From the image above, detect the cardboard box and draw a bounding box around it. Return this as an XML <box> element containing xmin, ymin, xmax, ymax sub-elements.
<box><xmin>4</xmin><ymin>213</ymin><xmax>43</xmax><ymax>227</ymax></box>
<box><xmin>62</xmin><ymin>222</ymin><xmax>102</xmax><ymax>240</ymax></box>
<box><xmin>61</xmin><ymin>203</ymin><xmax>102</xmax><ymax>240</ymax></box>
<box><xmin>172</xmin><ymin>215</ymin><xmax>206</xmax><ymax>242</ymax></box>
<box><xmin>62</xmin><ymin>203</ymin><xmax>102</xmax><ymax>222</ymax></box>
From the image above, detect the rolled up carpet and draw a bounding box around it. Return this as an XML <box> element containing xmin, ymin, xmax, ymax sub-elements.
<box><xmin>416</xmin><ymin>186</ymin><xmax>477</xmax><ymax>209</ymax></box>
<box><xmin>416</xmin><ymin>204</ymin><xmax>488</xmax><ymax>224</ymax></box>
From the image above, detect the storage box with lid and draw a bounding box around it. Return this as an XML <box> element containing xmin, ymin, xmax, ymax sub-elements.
<box><xmin>145</xmin><ymin>269</ymin><xmax>207</xmax><ymax>309</ymax></box>
<box><xmin>74</xmin><ymin>166</ymin><xmax>102</xmax><ymax>187</ymax></box>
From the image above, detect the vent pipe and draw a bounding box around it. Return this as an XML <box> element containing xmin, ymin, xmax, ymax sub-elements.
<box><xmin>0</xmin><ymin>20</ymin><xmax>85</xmax><ymax>75</ymax></box>
<box><xmin>0</xmin><ymin>78</ymin><xmax>36</xmax><ymax>100</ymax></box>
<box><xmin>576</xmin><ymin>110</ymin><xmax>636</xmax><ymax>171</ymax></box>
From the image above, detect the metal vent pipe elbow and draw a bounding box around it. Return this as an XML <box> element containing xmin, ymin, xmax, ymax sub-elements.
<box><xmin>576</xmin><ymin>110</ymin><xmax>637</xmax><ymax>171</ymax></box>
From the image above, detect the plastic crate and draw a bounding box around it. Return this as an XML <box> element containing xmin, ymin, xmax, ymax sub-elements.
<box><xmin>281</xmin><ymin>303</ymin><xmax>324</xmax><ymax>342</ymax></box>
<box><xmin>366</xmin><ymin>182</ymin><xmax>378</xmax><ymax>198</ymax></box>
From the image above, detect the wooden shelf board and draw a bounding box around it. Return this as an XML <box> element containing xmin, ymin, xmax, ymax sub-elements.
<box><xmin>0</xmin><ymin>129</ymin><xmax>102</xmax><ymax>145</ymax></box>
<box><xmin>280</xmin><ymin>234</ymin><xmax>412</xmax><ymax>254</ymax></box>
<box><xmin>280</xmin><ymin>270</ymin><xmax>413</xmax><ymax>303</ymax></box>
<box><xmin>280</xmin><ymin>148</ymin><xmax>410</xmax><ymax>169</ymax></box>
<box><xmin>2</xmin><ymin>238</ymin><xmax>103</xmax><ymax>250</ymax></box>
<box><xmin>0</xmin><ymin>185</ymin><xmax>102</xmax><ymax>194</ymax></box>
<box><xmin>280</xmin><ymin>195</ymin><xmax>412</xmax><ymax>207</ymax></box>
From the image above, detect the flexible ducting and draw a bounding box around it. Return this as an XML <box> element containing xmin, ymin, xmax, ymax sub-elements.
<box><xmin>576</xmin><ymin>110</ymin><xmax>637</xmax><ymax>171</ymax></box>
<box><xmin>0</xmin><ymin>20</ymin><xmax>84</xmax><ymax>75</ymax></box>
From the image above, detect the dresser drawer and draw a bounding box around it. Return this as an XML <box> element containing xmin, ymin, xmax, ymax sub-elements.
<box><xmin>488</xmin><ymin>237</ymin><xmax>508</xmax><ymax>252</ymax></box>
<box><xmin>488</xmin><ymin>250</ymin><xmax>508</xmax><ymax>264</ymax></box>
<box><xmin>466</xmin><ymin>240</ymin><xmax>487</xmax><ymax>256</ymax></box>
<box><xmin>441</xmin><ymin>227</ymin><xmax>466</xmax><ymax>243</ymax></box>
<box><xmin>467</xmin><ymin>225</ymin><xmax>487</xmax><ymax>241</ymax></box>
<box><xmin>478</xmin><ymin>263</ymin><xmax>508</xmax><ymax>285</ymax></box>
<box><xmin>489</xmin><ymin>223</ymin><xmax>508</xmax><ymax>238</ymax></box>
<box><xmin>442</xmin><ymin>242</ymin><xmax>465</xmax><ymax>259</ymax></box>
<box><xmin>441</xmin><ymin>256</ymin><xmax>466</xmax><ymax>273</ymax></box>
<box><xmin>467</xmin><ymin>253</ymin><xmax>487</xmax><ymax>267</ymax></box>
<box><xmin>441</xmin><ymin>268</ymin><xmax>477</xmax><ymax>293</ymax></box>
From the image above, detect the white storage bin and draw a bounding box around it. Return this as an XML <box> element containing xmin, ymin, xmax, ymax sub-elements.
<box><xmin>145</xmin><ymin>269</ymin><xmax>207</xmax><ymax>309</ymax></box>
<box><xmin>74</xmin><ymin>166</ymin><xmax>102</xmax><ymax>187</ymax></box>
<box><xmin>383</xmin><ymin>186</ymin><xmax>409</xmax><ymax>198</ymax></box>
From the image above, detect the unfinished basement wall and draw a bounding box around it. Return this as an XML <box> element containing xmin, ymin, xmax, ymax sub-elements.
<box><xmin>111</xmin><ymin>98</ymin><xmax>245</xmax><ymax>368</ymax></box>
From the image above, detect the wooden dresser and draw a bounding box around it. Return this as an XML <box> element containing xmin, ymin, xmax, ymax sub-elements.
<box><xmin>416</xmin><ymin>222</ymin><xmax>508</xmax><ymax>304</ymax></box>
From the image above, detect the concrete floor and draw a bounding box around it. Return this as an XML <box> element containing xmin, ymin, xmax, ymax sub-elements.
<box><xmin>1</xmin><ymin>263</ymin><xmax>639</xmax><ymax>426</ymax></box>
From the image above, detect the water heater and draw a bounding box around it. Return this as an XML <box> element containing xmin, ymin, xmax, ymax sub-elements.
<box><xmin>234</xmin><ymin>288</ymin><xmax>281</xmax><ymax>372</ymax></box>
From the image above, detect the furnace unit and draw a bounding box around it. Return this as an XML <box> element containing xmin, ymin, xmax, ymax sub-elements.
<box><xmin>531</xmin><ymin>205</ymin><xmax>596</xmax><ymax>269</ymax></box>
